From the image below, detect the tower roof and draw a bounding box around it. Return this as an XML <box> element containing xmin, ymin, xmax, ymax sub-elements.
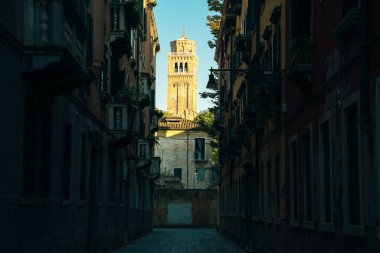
<box><xmin>158</xmin><ymin>116</ymin><xmax>199</xmax><ymax>130</ymax></box>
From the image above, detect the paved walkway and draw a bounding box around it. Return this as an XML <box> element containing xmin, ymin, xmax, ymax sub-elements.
<box><xmin>112</xmin><ymin>228</ymin><xmax>246</xmax><ymax>253</ymax></box>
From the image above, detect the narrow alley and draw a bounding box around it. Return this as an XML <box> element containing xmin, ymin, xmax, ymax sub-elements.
<box><xmin>2</xmin><ymin>0</ymin><xmax>380</xmax><ymax>252</ymax></box>
<box><xmin>112</xmin><ymin>228</ymin><xmax>246</xmax><ymax>253</ymax></box>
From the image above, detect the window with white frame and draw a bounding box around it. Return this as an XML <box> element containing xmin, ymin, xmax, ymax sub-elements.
<box><xmin>195</xmin><ymin>138</ymin><xmax>206</xmax><ymax>161</ymax></box>
<box><xmin>302</xmin><ymin>128</ymin><xmax>313</xmax><ymax>222</ymax></box>
<box><xmin>289</xmin><ymin>137</ymin><xmax>299</xmax><ymax>221</ymax></box>
<box><xmin>320</xmin><ymin>118</ymin><xmax>333</xmax><ymax>224</ymax></box>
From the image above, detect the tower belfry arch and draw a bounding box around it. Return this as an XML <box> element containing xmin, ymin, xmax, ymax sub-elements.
<box><xmin>167</xmin><ymin>33</ymin><xmax>198</xmax><ymax>120</ymax></box>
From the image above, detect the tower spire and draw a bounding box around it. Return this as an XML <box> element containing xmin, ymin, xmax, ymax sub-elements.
<box><xmin>182</xmin><ymin>26</ymin><xmax>187</xmax><ymax>39</ymax></box>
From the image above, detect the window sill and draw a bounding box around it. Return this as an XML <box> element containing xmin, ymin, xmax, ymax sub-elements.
<box><xmin>290</xmin><ymin>219</ymin><xmax>300</xmax><ymax>227</ymax></box>
<box><xmin>61</xmin><ymin>199</ymin><xmax>81</xmax><ymax>206</ymax></box>
<box><xmin>20</xmin><ymin>197</ymin><xmax>61</xmax><ymax>206</ymax></box>
<box><xmin>319</xmin><ymin>222</ymin><xmax>335</xmax><ymax>232</ymax></box>
<box><xmin>251</xmin><ymin>216</ymin><xmax>259</xmax><ymax>221</ymax></box>
<box><xmin>302</xmin><ymin>221</ymin><xmax>315</xmax><ymax>230</ymax></box>
<box><xmin>240</xmin><ymin>214</ymin><xmax>247</xmax><ymax>219</ymax></box>
<box><xmin>343</xmin><ymin>225</ymin><xmax>365</xmax><ymax>237</ymax></box>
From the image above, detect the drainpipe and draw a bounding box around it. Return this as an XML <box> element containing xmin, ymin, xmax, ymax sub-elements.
<box><xmin>187</xmin><ymin>130</ymin><xmax>189</xmax><ymax>189</ymax></box>
<box><xmin>359</xmin><ymin>0</ymin><xmax>370</xmax><ymax>135</ymax></box>
<box><xmin>142</xmin><ymin>178</ymin><xmax>146</xmax><ymax>231</ymax></box>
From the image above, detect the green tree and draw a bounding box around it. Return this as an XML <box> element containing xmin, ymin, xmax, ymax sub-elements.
<box><xmin>206</xmin><ymin>0</ymin><xmax>223</xmax><ymax>48</ymax></box>
<box><xmin>195</xmin><ymin>110</ymin><xmax>218</xmax><ymax>140</ymax></box>
<box><xmin>194</xmin><ymin>109</ymin><xmax>219</xmax><ymax>166</ymax></box>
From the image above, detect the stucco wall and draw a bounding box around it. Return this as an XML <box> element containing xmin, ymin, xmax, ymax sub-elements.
<box><xmin>155</xmin><ymin>129</ymin><xmax>215</xmax><ymax>189</ymax></box>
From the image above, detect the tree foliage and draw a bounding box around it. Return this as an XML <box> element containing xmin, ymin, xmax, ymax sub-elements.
<box><xmin>195</xmin><ymin>109</ymin><xmax>218</xmax><ymax>140</ymax></box>
<box><xmin>206</xmin><ymin>0</ymin><xmax>222</xmax><ymax>48</ymax></box>
<box><xmin>195</xmin><ymin>109</ymin><xmax>219</xmax><ymax>166</ymax></box>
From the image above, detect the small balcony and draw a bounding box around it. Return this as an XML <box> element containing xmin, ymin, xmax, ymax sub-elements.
<box><xmin>23</xmin><ymin>0</ymin><xmax>91</xmax><ymax>95</ymax></box>
<box><xmin>150</xmin><ymin>109</ymin><xmax>162</xmax><ymax>134</ymax></box>
<box><xmin>108</xmin><ymin>103</ymin><xmax>137</xmax><ymax>148</ymax></box>
<box><xmin>138</xmin><ymin>75</ymin><xmax>151</xmax><ymax>107</ymax></box>
<box><xmin>111</xmin><ymin>0</ymin><xmax>140</xmax><ymax>31</ymax></box>
<box><xmin>231</xmin><ymin>0</ymin><xmax>242</xmax><ymax>14</ymax></box>
<box><xmin>221</xmin><ymin>0</ymin><xmax>236</xmax><ymax>34</ymax></box>
<box><xmin>288</xmin><ymin>35</ymin><xmax>313</xmax><ymax>87</ymax></box>
<box><xmin>290</xmin><ymin>35</ymin><xmax>313</xmax><ymax>70</ymax></box>
<box><xmin>137</xmin><ymin>139</ymin><xmax>151</xmax><ymax>170</ymax></box>
<box><xmin>150</xmin><ymin>157</ymin><xmax>161</xmax><ymax>176</ymax></box>
<box><xmin>111</xmin><ymin>32</ymin><xmax>133</xmax><ymax>58</ymax></box>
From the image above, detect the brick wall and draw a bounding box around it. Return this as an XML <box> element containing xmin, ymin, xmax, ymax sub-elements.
<box><xmin>153</xmin><ymin>189</ymin><xmax>217</xmax><ymax>227</ymax></box>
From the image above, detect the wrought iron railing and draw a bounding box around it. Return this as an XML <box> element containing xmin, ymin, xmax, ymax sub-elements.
<box><xmin>290</xmin><ymin>35</ymin><xmax>313</xmax><ymax>67</ymax></box>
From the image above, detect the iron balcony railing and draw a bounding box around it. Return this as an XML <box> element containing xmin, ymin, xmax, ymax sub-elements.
<box><xmin>290</xmin><ymin>35</ymin><xmax>313</xmax><ymax>68</ymax></box>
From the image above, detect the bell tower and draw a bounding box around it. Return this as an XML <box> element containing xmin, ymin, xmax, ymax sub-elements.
<box><xmin>167</xmin><ymin>32</ymin><xmax>198</xmax><ymax>120</ymax></box>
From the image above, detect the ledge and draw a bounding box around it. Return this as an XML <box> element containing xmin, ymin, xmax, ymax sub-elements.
<box><xmin>319</xmin><ymin>222</ymin><xmax>335</xmax><ymax>232</ymax></box>
<box><xmin>302</xmin><ymin>221</ymin><xmax>315</xmax><ymax>230</ymax></box>
<box><xmin>343</xmin><ymin>225</ymin><xmax>365</xmax><ymax>237</ymax></box>
<box><xmin>290</xmin><ymin>219</ymin><xmax>300</xmax><ymax>227</ymax></box>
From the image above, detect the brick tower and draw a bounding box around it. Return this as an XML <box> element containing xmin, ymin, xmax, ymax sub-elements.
<box><xmin>167</xmin><ymin>32</ymin><xmax>198</xmax><ymax>120</ymax></box>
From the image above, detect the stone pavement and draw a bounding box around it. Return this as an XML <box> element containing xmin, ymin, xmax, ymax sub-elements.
<box><xmin>112</xmin><ymin>228</ymin><xmax>246</xmax><ymax>253</ymax></box>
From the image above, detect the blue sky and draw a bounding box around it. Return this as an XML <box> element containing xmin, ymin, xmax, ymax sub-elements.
<box><xmin>154</xmin><ymin>0</ymin><xmax>217</xmax><ymax>112</ymax></box>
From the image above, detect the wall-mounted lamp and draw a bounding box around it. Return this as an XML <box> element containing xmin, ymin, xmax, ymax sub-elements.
<box><xmin>207</xmin><ymin>67</ymin><xmax>251</xmax><ymax>90</ymax></box>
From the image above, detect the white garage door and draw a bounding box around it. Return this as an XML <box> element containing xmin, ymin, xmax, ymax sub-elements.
<box><xmin>167</xmin><ymin>203</ymin><xmax>192</xmax><ymax>224</ymax></box>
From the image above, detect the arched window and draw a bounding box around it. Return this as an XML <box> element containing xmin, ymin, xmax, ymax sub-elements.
<box><xmin>174</xmin><ymin>63</ymin><xmax>178</xmax><ymax>73</ymax></box>
<box><xmin>184</xmin><ymin>63</ymin><xmax>188</xmax><ymax>73</ymax></box>
<box><xmin>179</xmin><ymin>63</ymin><xmax>183</xmax><ymax>72</ymax></box>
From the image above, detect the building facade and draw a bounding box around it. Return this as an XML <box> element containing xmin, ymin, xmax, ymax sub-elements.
<box><xmin>155</xmin><ymin>116</ymin><xmax>215</xmax><ymax>190</ymax></box>
<box><xmin>0</xmin><ymin>0</ymin><xmax>160</xmax><ymax>252</ymax></box>
<box><xmin>214</xmin><ymin>0</ymin><xmax>380</xmax><ymax>252</ymax></box>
